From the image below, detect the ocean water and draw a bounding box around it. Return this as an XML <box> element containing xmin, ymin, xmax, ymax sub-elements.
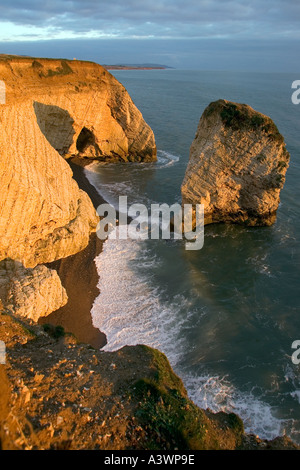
<box><xmin>85</xmin><ymin>70</ymin><xmax>300</xmax><ymax>443</ymax></box>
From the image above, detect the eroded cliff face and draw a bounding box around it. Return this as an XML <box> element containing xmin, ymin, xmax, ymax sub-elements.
<box><xmin>0</xmin><ymin>56</ymin><xmax>156</xmax><ymax>319</ymax></box>
<box><xmin>1</xmin><ymin>57</ymin><xmax>157</xmax><ymax>162</ymax></box>
<box><xmin>181</xmin><ymin>100</ymin><xmax>290</xmax><ymax>226</ymax></box>
<box><xmin>0</xmin><ymin>57</ymin><xmax>156</xmax><ymax>267</ymax></box>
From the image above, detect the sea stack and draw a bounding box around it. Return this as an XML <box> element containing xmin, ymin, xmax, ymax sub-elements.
<box><xmin>181</xmin><ymin>99</ymin><xmax>290</xmax><ymax>227</ymax></box>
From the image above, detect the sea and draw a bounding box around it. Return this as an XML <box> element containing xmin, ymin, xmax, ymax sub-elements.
<box><xmin>84</xmin><ymin>69</ymin><xmax>300</xmax><ymax>444</ymax></box>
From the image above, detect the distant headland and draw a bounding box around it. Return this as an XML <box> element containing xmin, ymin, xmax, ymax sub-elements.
<box><xmin>103</xmin><ymin>63</ymin><xmax>173</xmax><ymax>70</ymax></box>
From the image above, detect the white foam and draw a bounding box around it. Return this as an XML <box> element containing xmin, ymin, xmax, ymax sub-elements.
<box><xmin>84</xmin><ymin>164</ymin><xmax>134</xmax><ymax>209</ymax></box>
<box><xmin>157</xmin><ymin>150</ymin><xmax>180</xmax><ymax>168</ymax></box>
<box><xmin>83</xmin><ymin>150</ymin><xmax>179</xmax><ymax>210</ymax></box>
<box><xmin>183</xmin><ymin>371</ymin><xmax>285</xmax><ymax>440</ymax></box>
<box><xmin>86</xmin><ymin>156</ymin><xmax>291</xmax><ymax>443</ymax></box>
<box><xmin>90</xmin><ymin>224</ymin><xmax>287</xmax><ymax>441</ymax></box>
<box><xmin>92</xmin><ymin>228</ymin><xmax>188</xmax><ymax>363</ymax></box>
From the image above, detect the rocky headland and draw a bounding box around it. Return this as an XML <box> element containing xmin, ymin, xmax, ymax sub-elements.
<box><xmin>181</xmin><ymin>99</ymin><xmax>290</xmax><ymax>227</ymax></box>
<box><xmin>0</xmin><ymin>57</ymin><xmax>298</xmax><ymax>450</ymax></box>
<box><xmin>1</xmin><ymin>308</ymin><xmax>298</xmax><ymax>450</ymax></box>
<box><xmin>0</xmin><ymin>55</ymin><xmax>156</xmax><ymax>318</ymax></box>
<box><xmin>103</xmin><ymin>64</ymin><xmax>170</xmax><ymax>70</ymax></box>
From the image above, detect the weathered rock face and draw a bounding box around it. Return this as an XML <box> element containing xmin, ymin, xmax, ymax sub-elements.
<box><xmin>0</xmin><ymin>259</ymin><xmax>67</xmax><ymax>322</ymax></box>
<box><xmin>0</xmin><ymin>56</ymin><xmax>156</xmax><ymax>269</ymax></box>
<box><xmin>1</xmin><ymin>57</ymin><xmax>157</xmax><ymax>162</ymax></box>
<box><xmin>1</xmin><ymin>313</ymin><xmax>298</xmax><ymax>450</ymax></box>
<box><xmin>0</xmin><ymin>105</ymin><xmax>98</xmax><ymax>268</ymax></box>
<box><xmin>181</xmin><ymin>100</ymin><xmax>290</xmax><ymax>226</ymax></box>
<box><xmin>0</xmin><ymin>56</ymin><xmax>157</xmax><ymax>320</ymax></box>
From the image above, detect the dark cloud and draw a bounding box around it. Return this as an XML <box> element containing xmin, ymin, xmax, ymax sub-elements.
<box><xmin>0</xmin><ymin>1</ymin><xmax>299</xmax><ymax>71</ymax></box>
<box><xmin>0</xmin><ymin>0</ymin><xmax>300</xmax><ymax>39</ymax></box>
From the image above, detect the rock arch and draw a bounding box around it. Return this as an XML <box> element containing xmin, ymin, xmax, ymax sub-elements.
<box><xmin>76</xmin><ymin>127</ymin><xmax>101</xmax><ymax>157</ymax></box>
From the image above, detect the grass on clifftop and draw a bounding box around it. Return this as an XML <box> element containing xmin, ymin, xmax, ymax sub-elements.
<box><xmin>204</xmin><ymin>100</ymin><xmax>284</xmax><ymax>143</ymax></box>
<box><xmin>131</xmin><ymin>345</ymin><xmax>244</xmax><ymax>450</ymax></box>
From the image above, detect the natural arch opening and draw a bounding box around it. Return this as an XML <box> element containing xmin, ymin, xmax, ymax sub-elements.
<box><xmin>76</xmin><ymin>127</ymin><xmax>96</xmax><ymax>153</ymax></box>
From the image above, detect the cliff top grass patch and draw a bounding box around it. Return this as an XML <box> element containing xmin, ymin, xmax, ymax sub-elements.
<box><xmin>203</xmin><ymin>99</ymin><xmax>284</xmax><ymax>143</ymax></box>
<box><xmin>132</xmin><ymin>374</ymin><xmax>244</xmax><ymax>450</ymax></box>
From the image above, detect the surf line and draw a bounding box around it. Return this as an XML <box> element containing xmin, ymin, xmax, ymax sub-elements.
<box><xmin>96</xmin><ymin>195</ymin><xmax>204</xmax><ymax>251</ymax></box>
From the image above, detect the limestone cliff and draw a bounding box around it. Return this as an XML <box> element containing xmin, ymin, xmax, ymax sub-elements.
<box><xmin>0</xmin><ymin>58</ymin><xmax>156</xmax><ymax>260</ymax></box>
<box><xmin>181</xmin><ymin>100</ymin><xmax>290</xmax><ymax>226</ymax></box>
<box><xmin>0</xmin><ymin>56</ymin><xmax>156</xmax><ymax>319</ymax></box>
<box><xmin>0</xmin><ymin>56</ymin><xmax>156</xmax><ymax>268</ymax></box>
<box><xmin>1</xmin><ymin>56</ymin><xmax>156</xmax><ymax>162</ymax></box>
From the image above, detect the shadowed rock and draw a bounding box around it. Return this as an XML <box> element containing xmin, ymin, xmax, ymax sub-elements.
<box><xmin>33</xmin><ymin>102</ymin><xmax>75</xmax><ymax>156</ymax></box>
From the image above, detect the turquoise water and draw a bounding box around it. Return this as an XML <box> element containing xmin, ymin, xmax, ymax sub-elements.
<box><xmin>86</xmin><ymin>70</ymin><xmax>300</xmax><ymax>443</ymax></box>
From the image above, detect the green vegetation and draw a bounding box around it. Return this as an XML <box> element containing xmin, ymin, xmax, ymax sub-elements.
<box><xmin>277</xmin><ymin>160</ymin><xmax>288</xmax><ymax>170</ymax></box>
<box><xmin>275</xmin><ymin>174</ymin><xmax>285</xmax><ymax>187</ymax></box>
<box><xmin>204</xmin><ymin>100</ymin><xmax>284</xmax><ymax>144</ymax></box>
<box><xmin>134</xmin><ymin>377</ymin><xmax>209</xmax><ymax>450</ymax></box>
<box><xmin>250</xmin><ymin>114</ymin><xmax>265</xmax><ymax>128</ymax></box>
<box><xmin>257</xmin><ymin>154</ymin><xmax>266</xmax><ymax>162</ymax></box>
<box><xmin>42</xmin><ymin>324</ymin><xmax>65</xmax><ymax>339</ymax></box>
<box><xmin>131</xmin><ymin>345</ymin><xmax>244</xmax><ymax>450</ymax></box>
<box><xmin>46</xmin><ymin>60</ymin><xmax>74</xmax><ymax>77</ymax></box>
<box><xmin>138</xmin><ymin>345</ymin><xmax>185</xmax><ymax>393</ymax></box>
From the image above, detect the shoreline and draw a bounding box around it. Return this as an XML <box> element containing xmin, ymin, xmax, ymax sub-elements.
<box><xmin>39</xmin><ymin>157</ymin><xmax>108</xmax><ymax>349</ymax></box>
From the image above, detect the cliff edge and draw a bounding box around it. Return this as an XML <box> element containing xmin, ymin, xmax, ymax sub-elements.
<box><xmin>1</xmin><ymin>310</ymin><xmax>298</xmax><ymax>450</ymax></box>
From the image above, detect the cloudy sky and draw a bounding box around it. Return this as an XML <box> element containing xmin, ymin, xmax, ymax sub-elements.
<box><xmin>0</xmin><ymin>0</ymin><xmax>299</xmax><ymax>71</ymax></box>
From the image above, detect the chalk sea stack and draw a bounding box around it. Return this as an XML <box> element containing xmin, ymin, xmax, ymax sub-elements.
<box><xmin>181</xmin><ymin>99</ymin><xmax>290</xmax><ymax>227</ymax></box>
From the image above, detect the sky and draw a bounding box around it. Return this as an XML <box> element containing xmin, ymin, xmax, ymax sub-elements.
<box><xmin>0</xmin><ymin>0</ymin><xmax>299</xmax><ymax>71</ymax></box>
